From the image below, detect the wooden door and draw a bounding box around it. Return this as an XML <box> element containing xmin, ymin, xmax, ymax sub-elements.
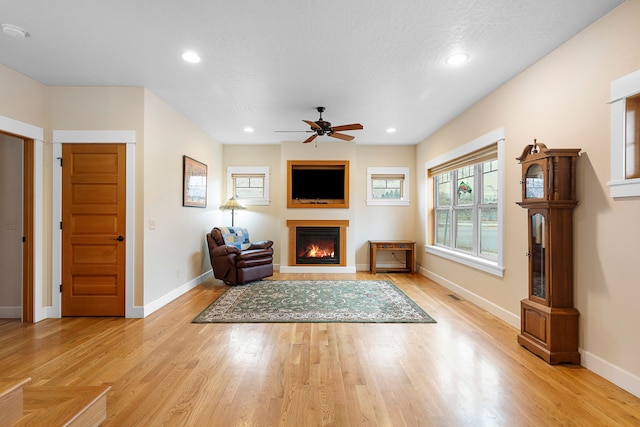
<box><xmin>62</xmin><ymin>144</ymin><xmax>126</xmax><ymax>316</ymax></box>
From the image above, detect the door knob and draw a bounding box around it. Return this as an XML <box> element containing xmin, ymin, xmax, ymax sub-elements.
<box><xmin>112</xmin><ymin>235</ymin><xmax>124</xmax><ymax>241</ymax></box>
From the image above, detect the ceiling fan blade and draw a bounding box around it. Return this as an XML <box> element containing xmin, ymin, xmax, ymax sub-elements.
<box><xmin>303</xmin><ymin>134</ymin><xmax>318</xmax><ymax>144</ymax></box>
<box><xmin>274</xmin><ymin>130</ymin><xmax>314</xmax><ymax>133</ymax></box>
<box><xmin>331</xmin><ymin>123</ymin><xmax>363</xmax><ymax>132</ymax></box>
<box><xmin>303</xmin><ymin>120</ymin><xmax>322</xmax><ymax>130</ymax></box>
<box><xmin>330</xmin><ymin>132</ymin><xmax>355</xmax><ymax>141</ymax></box>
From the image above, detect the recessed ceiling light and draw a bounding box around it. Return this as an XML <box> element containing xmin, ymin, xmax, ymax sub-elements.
<box><xmin>2</xmin><ymin>24</ymin><xmax>29</xmax><ymax>38</ymax></box>
<box><xmin>243</xmin><ymin>127</ymin><xmax>254</xmax><ymax>133</ymax></box>
<box><xmin>446</xmin><ymin>53</ymin><xmax>469</xmax><ymax>65</ymax></box>
<box><xmin>386</xmin><ymin>128</ymin><xmax>397</xmax><ymax>133</ymax></box>
<box><xmin>182</xmin><ymin>51</ymin><xmax>201</xmax><ymax>63</ymax></box>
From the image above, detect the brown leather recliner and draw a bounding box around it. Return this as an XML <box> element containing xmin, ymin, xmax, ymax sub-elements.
<box><xmin>206</xmin><ymin>227</ymin><xmax>274</xmax><ymax>285</ymax></box>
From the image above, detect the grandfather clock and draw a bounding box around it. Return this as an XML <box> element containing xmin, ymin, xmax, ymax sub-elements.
<box><xmin>516</xmin><ymin>140</ymin><xmax>581</xmax><ymax>364</ymax></box>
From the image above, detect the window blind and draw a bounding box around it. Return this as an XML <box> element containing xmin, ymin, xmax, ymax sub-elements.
<box><xmin>429</xmin><ymin>143</ymin><xmax>497</xmax><ymax>176</ymax></box>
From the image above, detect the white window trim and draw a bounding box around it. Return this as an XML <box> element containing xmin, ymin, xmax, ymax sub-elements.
<box><xmin>424</xmin><ymin>128</ymin><xmax>505</xmax><ymax>277</ymax></box>
<box><xmin>609</xmin><ymin>69</ymin><xmax>640</xmax><ymax>198</ymax></box>
<box><xmin>226</xmin><ymin>166</ymin><xmax>270</xmax><ymax>206</ymax></box>
<box><xmin>366</xmin><ymin>166</ymin><xmax>410</xmax><ymax>206</ymax></box>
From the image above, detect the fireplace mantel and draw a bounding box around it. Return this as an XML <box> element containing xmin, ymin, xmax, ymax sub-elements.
<box><xmin>286</xmin><ymin>220</ymin><xmax>349</xmax><ymax>267</ymax></box>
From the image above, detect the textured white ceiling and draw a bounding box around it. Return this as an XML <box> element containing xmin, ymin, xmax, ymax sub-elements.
<box><xmin>0</xmin><ymin>0</ymin><xmax>624</xmax><ymax>145</ymax></box>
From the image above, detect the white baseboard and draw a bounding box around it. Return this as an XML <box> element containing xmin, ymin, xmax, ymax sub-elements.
<box><xmin>419</xmin><ymin>266</ymin><xmax>520</xmax><ymax>329</ymax></box>
<box><xmin>141</xmin><ymin>270</ymin><xmax>213</xmax><ymax>317</ymax></box>
<box><xmin>419</xmin><ymin>267</ymin><xmax>640</xmax><ymax>399</ymax></box>
<box><xmin>582</xmin><ymin>349</ymin><xmax>640</xmax><ymax>398</ymax></box>
<box><xmin>0</xmin><ymin>306</ymin><xmax>21</xmax><ymax>318</ymax></box>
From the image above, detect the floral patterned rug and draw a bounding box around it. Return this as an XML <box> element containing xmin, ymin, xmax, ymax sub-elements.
<box><xmin>192</xmin><ymin>280</ymin><xmax>436</xmax><ymax>323</ymax></box>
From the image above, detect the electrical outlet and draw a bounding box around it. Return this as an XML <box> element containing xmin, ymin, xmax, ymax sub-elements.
<box><xmin>149</xmin><ymin>219</ymin><xmax>156</xmax><ymax>230</ymax></box>
<box><xmin>6</xmin><ymin>220</ymin><xmax>17</xmax><ymax>230</ymax></box>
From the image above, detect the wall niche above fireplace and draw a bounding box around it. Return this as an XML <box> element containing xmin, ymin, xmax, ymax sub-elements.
<box><xmin>287</xmin><ymin>160</ymin><xmax>349</xmax><ymax>208</ymax></box>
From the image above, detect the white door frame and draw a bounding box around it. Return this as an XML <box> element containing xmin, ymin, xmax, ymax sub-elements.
<box><xmin>52</xmin><ymin>130</ymin><xmax>141</xmax><ymax>318</ymax></box>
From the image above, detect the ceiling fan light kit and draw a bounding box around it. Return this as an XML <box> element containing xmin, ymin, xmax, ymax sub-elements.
<box><xmin>276</xmin><ymin>106</ymin><xmax>363</xmax><ymax>144</ymax></box>
<box><xmin>2</xmin><ymin>23</ymin><xmax>29</xmax><ymax>38</ymax></box>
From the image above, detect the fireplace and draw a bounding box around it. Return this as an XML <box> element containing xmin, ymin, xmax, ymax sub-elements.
<box><xmin>287</xmin><ymin>220</ymin><xmax>349</xmax><ymax>267</ymax></box>
<box><xmin>295</xmin><ymin>227</ymin><xmax>340</xmax><ymax>264</ymax></box>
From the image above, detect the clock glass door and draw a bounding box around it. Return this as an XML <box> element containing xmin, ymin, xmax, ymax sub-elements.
<box><xmin>525</xmin><ymin>163</ymin><xmax>544</xmax><ymax>199</ymax></box>
<box><xmin>531</xmin><ymin>213</ymin><xmax>546</xmax><ymax>299</ymax></box>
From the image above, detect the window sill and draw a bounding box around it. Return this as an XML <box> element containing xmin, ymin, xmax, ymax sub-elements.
<box><xmin>366</xmin><ymin>199</ymin><xmax>410</xmax><ymax>206</ymax></box>
<box><xmin>237</xmin><ymin>199</ymin><xmax>270</xmax><ymax>206</ymax></box>
<box><xmin>425</xmin><ymin>245</ymin><xmax>504</xmax><ymax>277</ymax></box>
<box><xmin>607</xmin><ymin>178</ymin><xmax>640</xmax><ymax>198</ymax></box>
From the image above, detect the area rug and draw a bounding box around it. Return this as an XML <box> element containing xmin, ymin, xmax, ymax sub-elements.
<box><xmin>192</xmin><ymin>280</ymin><xmax>436</xmax><ymax>323</ymax></box>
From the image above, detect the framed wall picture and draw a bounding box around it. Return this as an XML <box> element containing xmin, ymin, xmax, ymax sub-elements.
<box><xmin>183</xmin><ymin>155</ymin><xmax>207</xmax><ymax>207</ymax></box>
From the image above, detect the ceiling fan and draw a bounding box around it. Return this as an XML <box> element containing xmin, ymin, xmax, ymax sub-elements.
<box><xmin>276</xmin><ymin>107</ymin><xmax>364</xmax><ymax>144</ymax></box>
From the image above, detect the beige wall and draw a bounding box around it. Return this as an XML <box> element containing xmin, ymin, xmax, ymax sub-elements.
<box><xmin>143</xmin><ymin>89</ymin><xmax>223</xmax><ymax>305</ymax></box>
<box><xmin>48</xmin><ymin>87</ymin><xmax>146</xmax><ymax>306</ymax></box>
<box><xmin>0</xmin><ymin>80</ymin><xmax>223</xmax><ymax>314</ymax></box>
<box><xmin>0</xmin><ymin>65</ymin><xmax>47</xmax><ymax>315</ymax></box>
<box><xmin>223</xmin><ymin>142</ymin><xmax>417</xmax><ymax>271</ymax></box>
<box><xmin>353</xmin><ymin>145</ymin><xmax>417</xmax><ymax>268</ymax></box>
<box><xmin>1</xmin><ymin>0</ymin><xmax>638</xmax><ymax>396</ymax></box>
<box><xmin>0</xmin><ymin>65</ymin><xmax>47</xmax><ymax>128</ymax></box>
<box><xmin>223</xmin><ymin>144</ymin><xmax>282</xmax><ymax>265</ymax></box>
<box><xmin>416</xmin><ymin>0</ymin><xmax>640</xmax><ymax>389</ymax></box>
<box><xmin>49</xmin><ymin>87</ymin><xmax>225</xmax><ymax>307</ymax></box>
<box><xmin>279</xmin><ymin>141</ymin><xmax>358</xmax><ymax>268</ymax></box>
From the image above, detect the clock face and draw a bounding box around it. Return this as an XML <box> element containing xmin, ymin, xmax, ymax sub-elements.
<box><xmin>525</xmin><ymin>164</ymin><xmax>544</xmax><ymax>199</ymax></box>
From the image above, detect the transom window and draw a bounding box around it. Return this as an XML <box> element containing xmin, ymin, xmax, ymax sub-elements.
<box><xmin>226</xmin><ymin>166</ymin><xmax>270</xmax><ymax>206</ymax></box>
<box><xmin>425</xmin><ymin>129</ymin><xmax>504</xmax><ymax>277</ymax></box>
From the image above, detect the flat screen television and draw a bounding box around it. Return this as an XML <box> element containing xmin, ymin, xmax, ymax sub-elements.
<box><xmin>287</xmin><ymin>160</ymin><xmax>349</xmax><ymax>208</ymax></box>
<box><xmin>291</xmin><ymin>169</ymin><xmax>344</xmax><ymax>200</ymax></box>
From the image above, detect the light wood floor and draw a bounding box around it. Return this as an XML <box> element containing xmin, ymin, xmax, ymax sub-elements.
<box><xmin>2</xmin><ymin>272</ymin><xmax>639</xmax><ymax>426</ymax></box>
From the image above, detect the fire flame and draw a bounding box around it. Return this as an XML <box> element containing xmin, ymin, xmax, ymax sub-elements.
<box><xmin>305</xmin><ymin>244</ymin><xmax>334</xmax><ymax>258</ymax></box>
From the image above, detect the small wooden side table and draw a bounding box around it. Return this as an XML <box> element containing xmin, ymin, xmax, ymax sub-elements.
<box><xmin>369</xmin><ymin>240</ymin><xmax>416</xmax><ymax>274</ymax></box>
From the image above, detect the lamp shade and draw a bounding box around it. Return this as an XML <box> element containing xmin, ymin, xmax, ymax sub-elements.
<box><xmin>219</xmin><ymin>197</ymin><xmax>246</xmax><ymax>226</ymax></box>
<box><xmin>219</xmin><ymin>196</ymin><xmax>246</xmax><ymax>211</ymax></box>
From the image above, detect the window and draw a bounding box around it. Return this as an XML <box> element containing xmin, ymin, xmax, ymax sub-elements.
<box><xmin>366</xmin><ymin>167</ymin><xmax>410</xmax><ymax>206</ymax></box>
<box><xmin>434</xmin><ymin>158</ymin><xmax>497</xmax><ymax>258</ymax></box>
<box><xmin>226</xmin><ymin>166</ymin><xmax>270</xmax><ymax>206</ymax></box>
<box><xmin>425</xmin><ymin>129</ymin><xmax>504</xmax><ymax>277</ymax></box>
<box><xmin>234</xmin><ymin>174</ymin><xmax>264</xmax><ymax>199</ymax></box>
<box><xmin>625</xmin><ymin>93</ymin><xmax>640</xmax><ymax>179</ymax></box>
<box><xmin>609</xmin><ymin>69</ymin><xmax>640</xmax><ymax>197</ymax></box>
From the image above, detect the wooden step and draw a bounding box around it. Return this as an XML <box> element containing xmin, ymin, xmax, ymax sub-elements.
<box><xmin>14</xmin><ymin>385</ymin><xmax>111</xmax><ymax>427</ymax></box>
<box><xmin>0</xmin><ymin>378</ymin><xmax>31</xmax><ymax>427</ymax></box>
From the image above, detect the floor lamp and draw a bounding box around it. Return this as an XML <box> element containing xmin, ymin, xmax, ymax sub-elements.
<box><xmin>219</xmin><ymin>197</ymin><xmax>246</xmax><ymax>227</ymax></box>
